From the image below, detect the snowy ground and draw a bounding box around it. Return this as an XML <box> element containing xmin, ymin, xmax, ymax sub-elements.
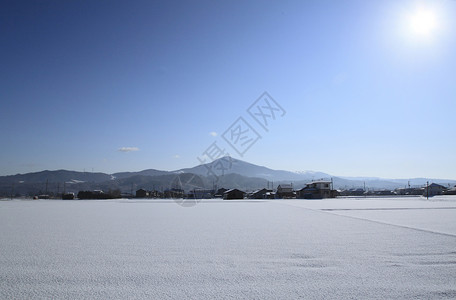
<box><xmin>1</xmin><ymin>196</ymin><xmax>455</xmax><ymax>299</ymax></box>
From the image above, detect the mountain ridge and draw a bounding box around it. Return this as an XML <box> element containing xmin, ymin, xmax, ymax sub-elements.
<box><xmin>1</xmin><ymin>157</ymin><xmax>455</xmax><ymax>197</ymax></box>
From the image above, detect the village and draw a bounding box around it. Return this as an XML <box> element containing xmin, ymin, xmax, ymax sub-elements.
<box><xmin>70</xmin><ymin>180</ymin><xmax>456</xmax><ymax>200</ymax></box>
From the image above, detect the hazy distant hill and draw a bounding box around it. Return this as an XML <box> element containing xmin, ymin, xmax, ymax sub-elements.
<box><xmin>338</xmin><ymin>176</ymin><xmax>456</xmax><ymax>189</ymax></box>
<box><xmin>331</xmin><ymin>177</ymin><xmax>405</xmax><ymax>190</ymax></box>
<box><xmin>113</xmin><ymin>169</ymin><xmax>171</xmax><ymax>179</ymax></box>
<box><xmin>0</xmin><ymin>170</ymin><xmax>113</xmax><ymax>197</ymax></box>
<box><xmin>0</xmin><ymin>170</ymin><xmax>112</xmax><ymax>184</ymax></box>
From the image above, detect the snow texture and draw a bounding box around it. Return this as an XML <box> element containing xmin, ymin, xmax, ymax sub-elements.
<box><xmin>1</xmin><ymin>196</ymin><xmax>456</xmax><ymax>299</ymax></box>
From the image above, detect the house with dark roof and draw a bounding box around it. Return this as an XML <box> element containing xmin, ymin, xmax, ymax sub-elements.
<box><xmin>249</xmin><ymin>188</ymin><xmax>272</xmax><ymax>199</ymax></box>
<box><xmin>424</xmin><ymin>183</ymin><xmax>447</xmax><ymax>197</ymax></box>
<box><xmin>297</xmin><ymin>180</ymin><xmax>335</xmax><ymax>199</ymax></box>
<box><xmin>223</xmin><ymin>189</ymin><xmax>245</xmax><ymax>200</ymax></box>
<box><xmin>276</xmin><ymin>184</ymin><xmax>295</xmax><ymax>198</ymax></box>
<box><xmin>136</xmin><ymin>189</ymin><xmax>148</xmax><ymax>198</ymax></box>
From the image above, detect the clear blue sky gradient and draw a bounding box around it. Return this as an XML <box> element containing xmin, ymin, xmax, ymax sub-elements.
<box><xmin>1</xmin><ymin>0</ymin><xmax>455</xmax><ymax>178</ymax></box>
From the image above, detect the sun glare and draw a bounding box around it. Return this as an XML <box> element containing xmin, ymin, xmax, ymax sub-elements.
<box><xmin>409</xmin><ymin>8</ymin><xmax>437</xmax><ymax>36</ymax></box>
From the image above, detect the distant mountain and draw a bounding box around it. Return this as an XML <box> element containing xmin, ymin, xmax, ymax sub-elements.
<box><xmin>176</xmin><ymin>156</ymin><xmax>332</xmax><ymax>182</ymax></box>
<box><xmin>108</xmin><ymin>173</ymin><xmax>267</xmax><ymax>193</ymax></box>
<box><xmin>1</xmin><ymin>157</ymin><xmax>455</xmax><ymax>197</ymax></box>
<box><xmin>208</xmin><ymin>173</ymin><xmax>268</xmax><ymax>191</ymax></box>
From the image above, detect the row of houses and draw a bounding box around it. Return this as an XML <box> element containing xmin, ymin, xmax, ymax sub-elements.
<box><xmin>246</xmin><ymin>181</ymin><xmax>338</xmax><ymax>199</ymax></box>
<box><xmin>340</xmin><ymin>183</ymin><xmax>455</xmax><ymax>197</ymax></box>
<box><xmin>135</xmin><ymin>187</ymin><xmax>244</xmax><ymax>200</ymax></box>
<box><xmin>77</xmin><ymin>182</ymin><xmax>454</xmax><ymax>201</ymax></box>
<box><xmin>134</xmin><ymin>180</ymin><xmax>337</xmax><ymax>200</ymax></box>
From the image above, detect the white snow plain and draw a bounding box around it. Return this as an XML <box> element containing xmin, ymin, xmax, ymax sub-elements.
<box><xmin>1</xmin><ymin>196</ymin><xmax>455</xmax><ymax>299</ymax></box>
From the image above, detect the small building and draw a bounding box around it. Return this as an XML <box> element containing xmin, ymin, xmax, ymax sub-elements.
<box><xmin>136</xmin><ymin>188</ymin><xmax>148</xmax><ymax>198</ymax></box>
<box><xmin>223</xmin><ymin>189</ymin><xmax>245</xmax><ymax>200</ymax></box>
<box><xmin>424</xmin><ymin>183</ymin><xmax>447</xmax><ymax>197</ymax></box>
<box><xmin>276</xmin><ymin>184</ymin><xmax>295</xmax><ymax>198</ymax></box>
<box><xmin>297</xmin><ymin>180</ymin><xmax>335</xmax><ymax>199</ymax></box>
<box><xmin>250</xmin><ymin>188</ymin><xmax>272</xmax><ymax>199</ymax></box>
<box><xmin>62</xmin><ymin>192</ymin><xmax>75</xmax><ymax>200</ymax></box>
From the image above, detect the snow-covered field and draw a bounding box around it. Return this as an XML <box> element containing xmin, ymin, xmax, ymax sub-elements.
<box><xmin>1</xmin><ymin>196</ymin><xmax>455</xmax><ymax>299</ymax></box>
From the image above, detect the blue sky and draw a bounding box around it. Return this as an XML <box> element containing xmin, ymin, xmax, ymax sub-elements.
<box><xmin>1</xmin><ymin>0</ymin><xmax>455</xmax><ymax>179</ymax></box>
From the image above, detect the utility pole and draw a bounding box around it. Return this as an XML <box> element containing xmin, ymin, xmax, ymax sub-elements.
<box><xmin>426</xmin><ymin>181</ymin><xmax>429</xmax><ymax>200</ymax></box>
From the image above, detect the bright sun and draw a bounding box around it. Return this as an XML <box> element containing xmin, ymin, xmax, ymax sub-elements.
<box><xmin>409</xmin><ymin>8</ymin><xmax>437</xmax><ymax>36</ymax></box>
